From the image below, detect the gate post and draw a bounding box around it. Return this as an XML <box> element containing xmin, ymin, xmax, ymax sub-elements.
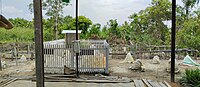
<box><xmin>105</xmin><ymin>45</ymin><xmax>109</xmax><ymax>74</ymax></box>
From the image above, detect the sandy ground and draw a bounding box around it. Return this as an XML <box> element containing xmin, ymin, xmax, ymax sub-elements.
<box><xmin>1</xmin><ymin>58</ymin><xmax>200</xmax><ymax>81</ymax></box>
<box><xmin>0</xmin><ymin>60</ymin><xmax>35</xmax><ymax>77</ymax></box>
<box><xmin>1</xmin><ymin>57</ymin><xmax>200</xmax><ymax>87</ymax></box>
<box><xmin>109</xmin><ymin>58</ymin><xmax>200</xmax><ymax>82</ymax></box>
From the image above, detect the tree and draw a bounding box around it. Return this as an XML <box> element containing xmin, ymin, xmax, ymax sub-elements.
<box><xmin>107</xmin><ymin>19</ymin><xmax>120</xmax><ymax>36</ymax></box>
<box><xmin>8</xmin><ymin>18</ymin><xmax>33</xmax><ymax>29</ymax></box>
<box><xmin>29</xmin><ymin>0</ymin><xmax>71</xmax><ymax>40</ymax></box>
<box><xmin>59</xmin><ymin>15</ymin><xmax>73</xmax><ymax>38</ymax></box>
<box><xmin>182</xmin><ymin>0</ymin><xmax>199</xmax><ymax>16</ymax></box>
<box><xmin>129</xmin><ymin>0</ymin><xmax>172</xmax><ymax>45</ymax></box>
<box><xmin>176</xmin><ymin>14</ymin><xmax>200</xmax><ymax>51</ymax></box>
<box><xmin>101</xmin><ymin>25</ymin><xmax>109</xmax><ymax>39</ymax></box>
<box><xmin>69</xmin><ymin>16</ymin><xmax>92</xmax><ymax>39</ymax></box>
<box><xmin>88</xmin><ymin>23</ymin><xmax>101</xmax><ymax>39</ymax></box>
<box><xmin>106</xmin><ymin>19</ymin><xmax>128</xmax><ymax>44</ymax></box>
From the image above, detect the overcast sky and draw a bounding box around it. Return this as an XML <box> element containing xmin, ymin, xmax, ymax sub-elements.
<box><xmin>1</xmin><ymin>0</ymin><xmax>183</xmax><ymax>26</ymax></box>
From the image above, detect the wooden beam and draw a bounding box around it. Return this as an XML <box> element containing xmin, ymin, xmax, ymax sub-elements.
<box><xmin>0</xmin><ymin>78</ymin><xmax>17</xmax><ymax>87</ymax></box>
<box><xmin>134</xmin><ymin>80</ymin><xmax>145</xmax><ymax>87</ymax></box>
<box><xmin>147</xmin><ymin>80</ymin><xmax>160</xmax><ymax>87</ymax></box>
<box><xmin>142</xmin><ymin>79</ymin><xmax>152</xmax><ymax>87</ymax></box>
<box><xmin>33</xmin><ymin>0</ymin><xmax>44</xmax><ymax>87</ymax></box>
<box><xmin>163</xmin><ymin>81</ymin><xmax>172</xmax><ymax>87</ymax></box>
<box><xmin>158</xmin><ymin>82</ymin><xmax>167</xmax><ymax>87</ymax></box>
<box><xmin>32</xmin><ymin>79</ymin><xmax>130</xmax><ymax>83</ymax></box>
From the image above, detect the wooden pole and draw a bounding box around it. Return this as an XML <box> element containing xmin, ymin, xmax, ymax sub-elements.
<box><xmin>0</xmin><ymin>52</ymin><xmax>2</xmax><ymax>71</ymax></box>
<box><xmin>171</xmin><ymin>0</ymin><xmax>176</xmax><ymax>82</ymax></box>
<box><xmin>33</xmin><ymin>0</ymin><xmax>44</xmax><ymax>86</ymax></box>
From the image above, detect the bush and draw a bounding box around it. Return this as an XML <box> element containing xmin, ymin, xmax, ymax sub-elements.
<box><xmin>0</xmin><ymin>27</ymin><xmax>34</xmax><ymax>43</ymax></box>
<box><xmin>180</xmin><ymin>69</ymin><xmax>200</xmax><ymax>87</ymax></box>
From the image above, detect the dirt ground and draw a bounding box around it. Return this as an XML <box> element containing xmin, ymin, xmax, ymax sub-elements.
<box><xmin>0</xmin><ymin>57</ymin><xmax>200</xmax><ymax>83</ymax></box>
<box><xmin>109</xmin><ymin>58</ymin><xmax>200</xmax><ymax>82</ymax></box>
<box><xmin>0</xmin><ymin>60</ymin><xmax>35</xmax><ymax>77</ymax></box>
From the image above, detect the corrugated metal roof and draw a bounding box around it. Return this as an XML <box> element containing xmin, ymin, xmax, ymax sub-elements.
<box><xmin>61</xmin><ymin>30</ymin><xmax>82</xmax><ymax>34</ymax></box>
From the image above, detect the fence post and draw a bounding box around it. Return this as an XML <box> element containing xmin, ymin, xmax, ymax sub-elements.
<box><xmin>0</xmin><ymin>52</ymin><xmax>2</xmax><ymax>71</ymax></box>
<box><xmin>14</xmin><ymin>47</ymin><xmax>18</xmax><ymax>66</ymax></box>
<box><xmin>105</xmin><ymin>45</ymin><xmax>109</xmax><ymax>74</ymax></box>
<box><xmin>11</xmin><ymin>46</ymin><xmax>14</xmax><ymax>61</ymax></box>
<box><xmin>27</xmin><ymin>45</ymin><xmax>30</xmax><ymax>60</ymax></box>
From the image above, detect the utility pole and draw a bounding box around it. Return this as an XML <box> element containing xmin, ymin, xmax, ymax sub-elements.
<box><xmin>76</xmin><ymin>0</ymin><xmax>79</xmax><ymax>77</ymax></box>
<box><xmin>33</xmin><ymin>0</ymin><xmax>44</xmax><ymax>86</ymax></box>
<box><xmin>171</xmin><ymin>0</ymin><xmax>176</xmax><ymax>82</ymax></box>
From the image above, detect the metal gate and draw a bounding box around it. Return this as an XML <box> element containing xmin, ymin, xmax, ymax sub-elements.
<box><xmin>43</xmin><ymin>40</ymin><xmax>109</xmax><ymax>74</ymax></box>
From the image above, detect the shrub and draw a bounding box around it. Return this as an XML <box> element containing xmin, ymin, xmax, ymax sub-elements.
<box><xmin>180</xmin><ymin>69</ymin><xmax>200</xmax><ymax>87</ymax></box>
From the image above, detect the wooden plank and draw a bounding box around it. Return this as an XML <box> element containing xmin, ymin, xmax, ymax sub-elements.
<box><xmin>0</xmin><ymin>79</ymin><xmax>11</xmax><ymax>86</ymax></box>
<box><xmin>134</xmin><ymin>80</ymin><xmax>145</xmax><ymax>87</ymax></box>
<box><xmin>142</xmin><ymin>79</ymin><xmax>152</xmax><ymax>87</ymax></box>
<box><xmin>32</xmin><ymin>79</ymin><xmax>130</xmax><ymax>83</ymax></box>
<box><xmin>147</xmin><ymin>80</ymin><xmax>160</xmax><ymax>87</ymax></box>
<box><xmin>138</xmin><ymin>80</ymin><xmax>145</xmax><ymax>87</ymax></box>
<box><xmin>133</xmin><ymin>80</ymin><xmax>140</xmax><ymax>87</ymax></box>
<box><xmin>158</xmin><ymin>82</ymin><xmax>167</xmax><ymax>87</ymax></box>
<box><xmin>1</xmin><ymin>78</ymin><xmax>17</xmax><ymax>87</ymax></box>
<box><xmin>45</xmin><ymin>74</ymin><xmax>76</xmax><ymax>78</ymax></box>
<box><xmin>163</xmin><ymin>81</ymin><xmax>171</xmax><ymax>87</ymax></box>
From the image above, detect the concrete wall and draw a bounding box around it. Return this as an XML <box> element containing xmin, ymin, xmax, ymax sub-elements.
<box><xmin>65</xmin><ymin>33</ymin><xmax>80</xmax><ymax>44</ymax></box>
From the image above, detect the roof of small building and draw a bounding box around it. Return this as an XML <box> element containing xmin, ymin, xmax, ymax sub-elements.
<box><xmin>62</xmin><ymin>30</ymin><xmax>82</xmax><ymax>34</ymax></box>
<box><xmin>44</xmin><ymin>39</ymin><xmax>65</xmax><ymax>45</ymax></box>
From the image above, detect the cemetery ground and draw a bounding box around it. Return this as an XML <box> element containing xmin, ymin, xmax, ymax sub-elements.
<box><xmin>0</xmin><ymin>55</ymin><xmax>199</xmax><ymax>86</ymax></box>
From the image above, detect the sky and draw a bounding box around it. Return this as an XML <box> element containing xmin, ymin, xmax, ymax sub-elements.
<box><xmin>0</xmin><ymin>0</ymin><xmax>183</xmax><ymax>26</ymax></box>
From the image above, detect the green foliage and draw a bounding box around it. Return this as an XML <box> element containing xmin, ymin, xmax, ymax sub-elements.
<box><xmin>107</xmin><ymin>19</ymin><xmax>120</xmax><ymax>36</ymax></box>
<box><xmin>43</xmin><ymin>28</ymin><xmax>54</xmax><ymax>41</ymax></box>
<box><xmin>42</xmin><ymin>0</ymin><xmax>70</xmax><ymax>17</ymax></box>
<box><xmin>128</xmin><ymin>0</ymin><xmax>171</xmax><ymax>45</ymax></box>
<box><xmin>62</xmin><ymin>0</ymin><xmax>70</xmax><ymax>3</ymax></box>
<box><xmin>100</xmin><ymin>26</ymin><xmax>109</xmax><ymax>39</ymax></box>
<box><xmin>180</xmin><ymin>69</ymin><xmax>200</xmax><ymax>87</ymax></box>
<box><xmin>182</xmin><ymin>0</ymin><xmax>199</xmax><ymax>15</ymax></box>
<box><xmin>29</xmin><ymin>0</ymin><xmax>71</xmax><ymax>40</ymax></box>
<box><xmin>8</xmin><ymin>18</ymin><xmax>33</xmax><ymax>29</ymax></box>
<box><xmin>42</xmin><ymin>15</ymin><xmax>93</xmax><ymax>40</ymax></box>
<box><xmin>177</xmin><ymin>16</ymin><xmax>200</xmax><ymax>51</ymax></box>
<box><xmin>87</xmin><ymin>23</ymin><xmax>101</xmax><ymax>39</ymax></box>
<box><xmin>72</xmin><ymin>16</ymin><xmax>93</xmax><ymax>39</ymax></box>
<box><xmin>0</xmin><ymin>27</ymin><xmax>34</xmax><ymax>43</ymax></box>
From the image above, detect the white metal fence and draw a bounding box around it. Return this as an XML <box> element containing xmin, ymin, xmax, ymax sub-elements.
<box><xmin>43</xmin><ymin>40</ymin><xmax>109</xmax><ymax>74</ymax></box>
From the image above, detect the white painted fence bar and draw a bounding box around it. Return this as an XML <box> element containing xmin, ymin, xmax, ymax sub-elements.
<box><xmin>43</xmin><ymin>40</ymin><xmax>109</xmax><ymax>74</ymax></box>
